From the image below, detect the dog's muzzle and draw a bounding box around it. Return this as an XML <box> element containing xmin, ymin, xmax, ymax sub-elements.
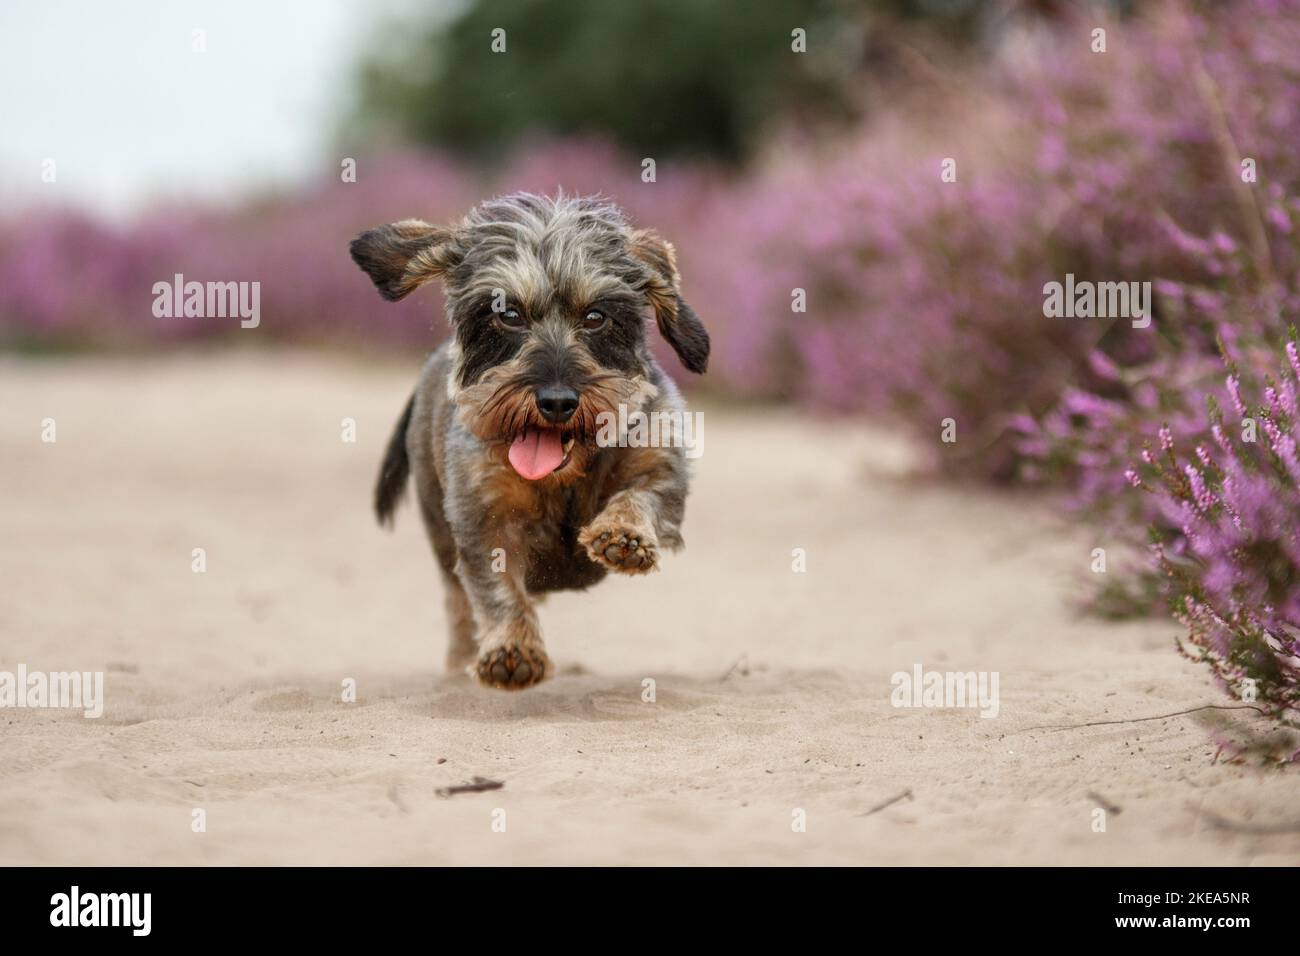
<box><xmin>507</xmin><ymin>385</ymin><xmax>579</xmax><ymax>480</ymax></box>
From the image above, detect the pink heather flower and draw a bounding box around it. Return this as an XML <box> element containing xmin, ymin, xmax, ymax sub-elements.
<box><xmin>1219</xmin><ymin>477</ymin><xmax>1245</xmax><ymax>530</ymax></box>
<box><xmin>1087</xmin><ymin>350</ymin><xmax>1122</xmax><ymax>382</ymax></box>
<box><xmin>1226</xmin><ymin>375</ymin><xmax>1247</xmax><ymax>416</ymax></box>
<box><xmin>1211</xmin><ymin>231</ymin><xmax>1238</xmax><ymax>255</ymax></box>
<box><xmin>1264</xmin><ymin>385</ymin><xmax>1281</xmax><ymax>414</ymax></box>
<box><xmin>1263</xmin><ymin>418</ymin><xmax>1300</xmax><ymax>485</ymax></box>
<box><xmin>1184</xmin><ymin>465</ymin><xmax>1208</xmax><ymax>511</ymax></box>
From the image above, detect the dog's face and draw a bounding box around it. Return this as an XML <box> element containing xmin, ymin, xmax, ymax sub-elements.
<box><xmin>350</xmin><ymin>193</ymin><xmax>709</xmax><ymax>482</ymax></box>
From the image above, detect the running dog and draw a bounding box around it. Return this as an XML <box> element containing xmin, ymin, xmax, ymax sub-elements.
<box><xmin>350</xmin><ymin>193</ymin><xmax>709</xmax><ymax>689</ymax></box>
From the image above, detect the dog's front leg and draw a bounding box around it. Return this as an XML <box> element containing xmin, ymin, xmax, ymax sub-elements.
<box><xmin>579</xmin><ymin>446</ymin><xmax>688</xmax><ymax>575</ymax></box>
<box><xmin>451</xmin><ymin>517</ymin><xmax>552</xmax><ymax>690</ymax></box>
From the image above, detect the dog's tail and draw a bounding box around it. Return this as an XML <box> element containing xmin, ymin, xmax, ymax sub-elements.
<box><xmin>375</xmin><ymin>394</ymin><xmax>415</xmax><ymax>528</ymax></box>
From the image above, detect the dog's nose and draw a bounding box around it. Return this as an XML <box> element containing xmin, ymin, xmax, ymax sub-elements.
<box><xmin>535</xmin><ymin>385</ymin><xmax>579</xmax><ymax>424</ymax></box>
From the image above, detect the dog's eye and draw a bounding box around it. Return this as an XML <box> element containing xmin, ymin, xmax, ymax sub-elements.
<box><xmin>494</xmin><ymin>308</ymin><xmax>525</xmax><ymax>330</ymax></box>
<box><xmin>582</xmin><ymin>309</ymin><xmax>607</xmax><ymax>331</ymax></box>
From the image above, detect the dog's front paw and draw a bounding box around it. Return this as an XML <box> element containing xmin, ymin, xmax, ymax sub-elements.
<box><xmin>473</xmin><ymin>623</ymin><xmax>552</xmax><ymax>691</ymax></box>
<box><xmin>579</xmin><ymin>522</ymin><xmax>659</xmax><ymax>574</ymax></box>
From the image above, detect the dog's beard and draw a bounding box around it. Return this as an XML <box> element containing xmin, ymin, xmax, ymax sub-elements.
<box><xmin>454</xmin><ymin>369</ymin><xmax>652</xmax><ymax>481</ymax></box>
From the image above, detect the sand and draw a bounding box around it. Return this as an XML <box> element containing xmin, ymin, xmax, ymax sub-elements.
<box><xmin>1</xmin><ymin>351</ymin><xmax>1296</xmax><ymax>866</ymax></box>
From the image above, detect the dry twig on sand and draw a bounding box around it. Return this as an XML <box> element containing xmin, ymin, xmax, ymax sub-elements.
<box><xmin>1013</xmin><ymin>704</ymin><xmax>1269</xmax><ymax>735</ymax></box>
<box><xmin>1086</xmin><ymin>791</ymin><xmax>1122</xmax><ymax>815</ymax></box>
<box><xmin>435</xmin><ymin>776</ymin><xmax>504</xmax><ymax>798</ymax></box>
<box><xmin>1196</xmin><ymin>807</ymin><xmax>1300</xmax><ymax>835</ymax></box>
<box><xmin>858</xmin><ymin>788</ymin><xmax>914</xmax><ymax>817</ymax></box>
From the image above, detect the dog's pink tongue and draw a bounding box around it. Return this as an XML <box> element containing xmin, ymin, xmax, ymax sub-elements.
<box><xmin>508</xmin><ymin>428</ymin><xmax>565</xmax><ymax>480</ymax></box>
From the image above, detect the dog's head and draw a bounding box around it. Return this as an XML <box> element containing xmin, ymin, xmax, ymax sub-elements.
<box><xmin>350</xmin><ymin>193</ymin><xmax>709</xmax><ymax>482</ymax></box>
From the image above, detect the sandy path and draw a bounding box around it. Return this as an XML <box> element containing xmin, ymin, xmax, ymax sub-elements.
<box><xmin>0</xmin><ymin>352</ymin><xmax>1295</xmax><ymax>865</ymax></box>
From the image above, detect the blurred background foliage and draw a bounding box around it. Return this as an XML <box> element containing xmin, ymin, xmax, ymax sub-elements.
<box><xmin>352</xmin><ymin>0</ymin><xmax>861</xmax><ymax>163</ymax></box>
<box><xmin>348</xmin><ymin>0</ymin><xmax>1127</xmax><ymax>165</ymax></box>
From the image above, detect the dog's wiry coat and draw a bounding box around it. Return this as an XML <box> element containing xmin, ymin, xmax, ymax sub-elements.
<box><xmin>351</xmin><ymin>194</ymin><xmax>709</xmax><ymax>689</ymax></box>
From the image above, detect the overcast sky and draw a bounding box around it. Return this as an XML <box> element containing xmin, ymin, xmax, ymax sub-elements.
<box><xmin>0</xmin><ymin>0</ymin><xmax>440</xmax><ymax>219</ymax></box>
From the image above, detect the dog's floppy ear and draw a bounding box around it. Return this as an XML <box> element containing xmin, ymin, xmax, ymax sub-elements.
<box><xmin>350</xmin><ymin>219</ymin><xmax>462</xmax><ymax>302</ymax></box>
<box><xmin>629</xmin><ymin>229</ymin><xmax>710</xmax><ymax>374</ymax></box>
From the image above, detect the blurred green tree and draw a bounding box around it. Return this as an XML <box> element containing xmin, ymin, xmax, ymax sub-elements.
<box><xmin>351</xmin><ymin>0</ymin><xmax>862</xmax><ymax>164</ymax></box>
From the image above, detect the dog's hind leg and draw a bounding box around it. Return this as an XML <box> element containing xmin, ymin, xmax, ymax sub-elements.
<box><xmin>417</xmin><ymin>495</ymin><xmax>478</xmax><ymax>675</ymax></box>
<box><xmin>439</xmin><ymin>569</ymin><xmax>478</xmax><ymax>674</ymax></box>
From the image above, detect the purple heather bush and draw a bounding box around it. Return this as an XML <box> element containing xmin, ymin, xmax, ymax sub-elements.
<box><xmin>1006</xmin><ymin>0</ymin><xmax>1300</xmax><ymax>615</ymax></box>
<box><xmin>739</xmin><ymin>0</ymin><xmax>1300</xmax><ymax>481</ymax></box>
<box><xmin>0</xmin><ymin>152</ymin><xmax>480</xmax><ymax>352</ymax></box>
<box><xmin>1129</xmin><ymin>333</ymin><xmax>1300</xmax><ymax>734</ymax></box>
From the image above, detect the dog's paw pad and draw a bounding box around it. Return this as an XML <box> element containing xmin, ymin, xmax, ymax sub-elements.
<box><xmin>581</xmin><ymin>525</ymin><xmax>658</xmax><ymax>574</ymax></box>
<box><xmin>475</xmin><ymin>643</ymin><xmax>550</xmax><ymax>691</ymax></box>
